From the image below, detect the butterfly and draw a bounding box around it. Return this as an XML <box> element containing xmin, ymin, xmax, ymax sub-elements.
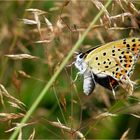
<box><xmin>75</xmin><ymin>38</ymin><xmax>140</xmax><ymax>96</ymax></box>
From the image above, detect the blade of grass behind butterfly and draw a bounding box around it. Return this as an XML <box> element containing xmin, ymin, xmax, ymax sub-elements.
<box><xmin>10</xmin><ymin>0</ymin><xmax>112</xmax><ymax>139</ymax></box>
<box><xmin>83</xmin><ymin>100</ymin><xmax>131</xmax><ymax>137</ymax></box>
<box><xmin>52</xmin><ymin>86</ymin><xmax>67</xmax><ymax>124</ymax></box>
<box><xmin>108</xmin><ymin>99</ymin><xmax>140</xmax><ymax>115</ymax></box>
<box><xmin>64</xmin><ymin>67</ymin><xmax>83</xmax><ymax>129</ymax></box>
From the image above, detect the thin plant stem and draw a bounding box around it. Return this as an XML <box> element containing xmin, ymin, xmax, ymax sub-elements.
<box><xmin>10</xmin><ymin>0</ymin><xmax>112</xmax><ymax>139</ymax></box>
<box><xmin>52</xmin><ymin>86</ymin><xmax>67</xmax><ymax>125</ymax></box>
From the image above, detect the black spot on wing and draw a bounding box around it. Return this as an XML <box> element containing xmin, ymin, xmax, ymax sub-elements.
<box><xmin>96</xmin><ymin>57</ymin><xmax>98</xmax><ymax>60</ymax></box>
<box><xmin>112</xmin><ymin>50</ymin><xmax>115</xmax><ymax>53</ymax></box>
<box><xmin>119</xmin><ymin>56</ymin><xmax>122</xmax><ymax>59</ymax></box>
<box><xmin>132</xmin><ymin>48</ymin><xmax>135</xmax><ymax>51</ymax></box>
<box><xmin>126</xmin><ymin>44</ymin><xmax>130</xmax><ymax>50</ymax></box>
<box><xmin>105</xmin><ymin>66</ymin><xmax>109</xmax><ymax>68</ymax></box>
<box><xmin>133</xmin><ymin>44</ymin><xmax>136</xmax><ymax>47</ymax></box>
<box><xmin>103</xmin><ymin>52</ymin><xmax>106</xmax><ymax>56</ymax></box>
<box><xmin>121</xmin><ymin>51</ymin><xmax>125</xmax><ymax>54</ymax></box>
<box><xmin>132</xmin><ymin>38</ymin><xmax>135</xmax><ymax>42</ymax></box>
<box><xmin>123</xmin><ymin>41</ymin><xmax>126</xmax><ymax>44</ymax></box>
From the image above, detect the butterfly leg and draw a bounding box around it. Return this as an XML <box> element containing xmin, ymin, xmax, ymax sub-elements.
<box><xmin>73</xmin><ymin>72</ymin><xmax>81</xmax><ymax>82</ymax></box>
<box><xmin>66</xmin><ymin>61</ymin><xmax>75</xmax><ymax>67</ymax></box>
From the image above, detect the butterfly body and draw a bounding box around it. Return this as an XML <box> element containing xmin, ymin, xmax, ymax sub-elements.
<box><xmin>75</xmin><ymin>38</ymin><xmax>140</xmax><ymax>95</ymax></box>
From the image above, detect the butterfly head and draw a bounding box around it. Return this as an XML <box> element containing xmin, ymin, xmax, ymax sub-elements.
<box><xmin>75</xmin><ymin>53</ymin><xmax>88</xmax><ymax>74</ymax></box>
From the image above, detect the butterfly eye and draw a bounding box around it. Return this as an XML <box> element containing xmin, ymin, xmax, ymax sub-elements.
<box><xmin>79</xmin><ymin>53</ymin><xmax>85</xmax><ymax>58</ymax></box>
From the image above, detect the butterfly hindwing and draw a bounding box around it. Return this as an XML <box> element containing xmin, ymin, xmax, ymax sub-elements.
<box><xmin>94</xmin><ymin>74</ymin><xmax>119</xmax><ymax>90</ymax></box>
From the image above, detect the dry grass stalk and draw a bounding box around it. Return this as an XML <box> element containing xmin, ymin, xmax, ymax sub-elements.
<box><xmin>16</xmin><ymin>127</ymin><xmax>35</xmax><ymax>140</ymax></box>
<box><xmin>18</xmin><ymin>70</ymin><xmax>31</xmax><ymax>79</ymax></box>
<box><xmin>108</xmin><ymin>27</ymin><xmax>137</xmax><ymax>30</ymax></box>
<box><xmin>131</xmin><ymin>113</ymin><xmax>140</xmax><ymax>119</ymax></box>
<box><xmin>96</xmin><ymin>30</ymin><xmax>105</xmax><ymax>44</ymax></box>
<box><xmin>5</xmin><ymin>54</ymin><xmax>39</xmax><ymax>60</ymax></box>
<box><xmin>124</xmin><ymin>1</ymin><xmax>139</xmax><ymax>14</ymax></box>
<box><xmin>112</xmin><ymin>103</ymin><xmax>140</xmax><ymax>115</ymax></box>
<box><xmin>49</xmin><ymin>7</ymin><xmax>60</xmax><ymax>12</ymax></box>
<box><xmin>115</xmin><ymin>0</ymin><xmax>126</xmax><ymax>11</ymax></box>
<box><xmin>0</xmin><ymin>113</ymin><xmax>24</xmax><ymax>122</ymax></box>
<box><xmin>8</xmin><ymin>101</ymin><xmax>25</xmax><ymax>111</ymax></box>
<box><xmin>56</xmin><ymin>18</ymin><xmax>65</xmax><ymax>32</ymax></box>
<box><xmin>44</xmin><ymin>16</ymin><xmax>53</xmax><ymax>32</ymax></box>
<box><xmin>28</xmin><ymin>129</ymin><xmax>35</xmax><ymax>140</ymax></box>
<box><xmin>90</xmin><ymin>0</ymin><xmax>140</xmax><ymax>30</ymax></box>
<box><xmin>6</xmin><ymin>121</ymin><xmax>37</xmax><ymax>133</ymax></box>
<box><xmin>110</xmin><ymin>12</ymin><xmax>132</xmax><ymax>20</ymax></box>
<box><xmin>120</xmin><ymin>128</ymin><xmax>130</xmax><ymax>140</ymax></box>
<box><xmin>17</xmin><ymin>129</ymin><xmax>22</xmax><ymax>140</ymax></box>
<box><xmin>0</xmin><ymin>84</ymin><xmax>25</xmax><ymax>110</ymax></box>
<box><xmin>34</xmin><ymin>12</ymin><xmax>41</xmax><ymax>35</ymax></box>
<box><xmin>91</xmin><ymin>0</ymin><xmax>111</xmax><ymax>26</ymax></box>
<box><xmin>35</xmin><ymin>40</ymin><xmax>52</xmax><ymax>44</ymax></box>
<box><xmin>94</xmin><ymin>112</ymin><xmax>117</xmax><ymax>120</ymax></box>
<box><xmin>0</xmin><ymin>89</ymin><xmax>5</xmax><ymax>107</ymax></box>
<box><xmin>13</xmin><ymin>126</ymin><xmax>35</xmax><ymax>140</ymax></box>
<box><xmin>48</xmin><ymin>120</ymin><xmax>85</xmax><ymax>139</ymax></box>
<box><xmin>18</xmin><ymin>70</ymin><xmax>46</xmax><ymax>83</ymax></box>
<box><xmin>114</xmin><ymin>0</ymin><xmax>139</xmax><ymax>30</ymax></box>
<box><xmin>26</xmin><ymin>9</ymin><xmax>48</xmax><ymax>39</ymax></box>
<box><xmin>22</xmin><ymin>19</ymin><xmax>38</xmax><ymax>25</ymax></box>
<box><xmin>25</xmin><ymin>8</ymin><xmax>46</xmax><ymax>41</ymax></box>
<box><xmin>24</xmin><ymin>8</ymin><xmax>56</xmax><ymax>43</ymax></box>
<box><xmin>61</xmin><ymin>0</ymin><xmax>70</xmax><ymax>8</ymax></box>
<box><xmin>26</xmin><ymin>9</ymin><xmax>47</xmax><ymax>15</ymax></box>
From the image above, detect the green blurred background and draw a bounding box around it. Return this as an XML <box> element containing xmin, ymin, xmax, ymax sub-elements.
<box><xmin>0</xmin><ymin>0</ymin><xmax>140</xmax><ymax>139</ymax></box>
